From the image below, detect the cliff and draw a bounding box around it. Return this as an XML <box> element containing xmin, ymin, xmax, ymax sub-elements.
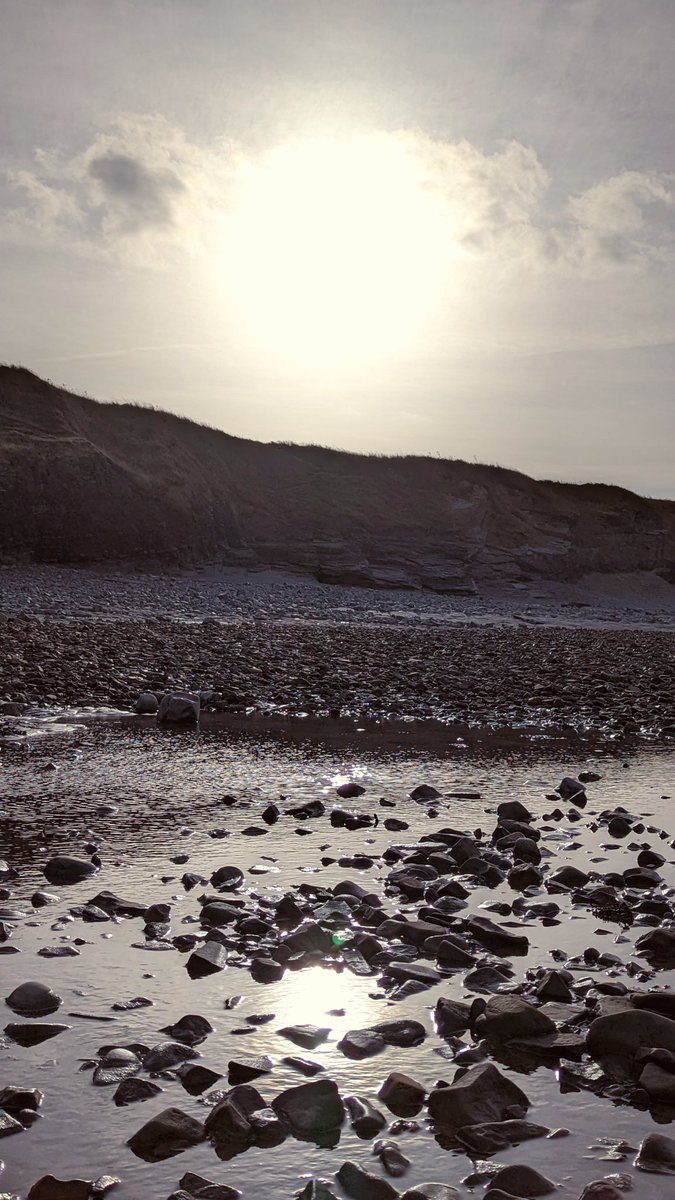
<box><xmin>1</xmin><ymin>366</ymin><xmax>673</xmax><ymax>591</ymax></box>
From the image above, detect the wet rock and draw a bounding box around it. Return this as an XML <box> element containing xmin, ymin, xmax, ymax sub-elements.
<box><xmin>5</xmin><ymin>981</ymin><xmax>62</xmax><ymax>1017</ymax></box>
<box><xmin>400</xmin><ymin>1188</ymin><xmax>458</xmax><ymax>1200</ymax></box>
<box><xmin>114</xmin><ymin>1077</ymin><xmax>163</xmax><ymax>1106</ymax></box>
<box><xmin>634</xmin><ymin>1132</ymin><xmax>675</xmax><ymax>1173</ymax></box>
<box><xmin>489</xmin><ymin>1164</ymin><xmax>556</xmax><ymax>1196</ymax></box>
<box><xmin>336</xmin><ymin>782</ymin><xmax>366</xmax><ymax>798</ymax></box>
<box><xmin>296</xmin><ymin>1181</ymin><xmax>339</xmax><ymax>1200</ymax></box>
<box><xmin>93</xmin><ymin>1047</ymin><xmax>141</xmax><ymax>1086</ymax></box>
<box><xmin>435</xmin><ymin>937</ymin><xmax>476</xmax><ymax>968</ymax></box>
<box><xmin>427</xmin><ymin>1063</ymin><xmax>529</xmax><ymax>1129</ymax></box>
<box><xmin>128</xmin><ymin>1106</ymin><xmax>205</xmax><ymax>1161</ymax></box>
<box><xmin>200</xmin><ymin>901</ymin><xmax>240</xmax><ymax>927</ymax></box>
<box><xmin>283</xmin><ymin>1057</ymin><xmax>324</xmax><ymax>1076</ymax></box>
<box><xmin>228</xmin><ymin>1056</ymin><xmax>273</xmax><ymax>1084</ymax></box>
<box><xmin>587</xmin><ymin>1009</ymin><xmax>675</xmax><ymax>1058</ymax></box>
<box><xmin>374</xmin><ymin>1141</ymin><xmax>411</xmax><ymax>1177</ymax></box>
<box><xmin>26</xmin><ymin>1179</ymin><xmax>92</xmax><ymax>1200</ymax></box>
<box><xmin>507</xmin><ymin>864</ymin><xmax>542</xmax><ymax>891</ymax></box>
<box><xmin>338</xmin><ymin>1029</ymin><xmax>385</xmax><ymax>1059</ymax></box>
<box><xmin>135</xmin><ymin>691</ymin><xmax>159</xmax><ymax>714</ymax></box>
<box><xmin>143</xmin><ymin>1042</ymin><xmax>199</xmax><ymax>1073</ymax></box>
<box><xmin>336</xmin><ymin>1160</ymin><xmax>399</xmax><ymax>1200</ymax></box>
<box><xmin>0</xmin><ymin>1086</ymin><xmax>43</xmax><ymax>1116</ymax></box>
<box><xmin>550</xmin><ymin>865</ymin><xmax>589</xmax><ymax>888</ymax></box>
<box><xmin>4</xmin><ymin>1022</ymin><xmax>70</xmax><ymax>1045</ymax></box>
<box><xmin>377</xmin><ymin>1073</ymin><xmax>426</xmax><ymax>1116</ymax></box>
<box><xmin>178</xmin><ymin>1171</ymin><xmax>240</xmax><ymax>1198</ymax></box>
<box><xmin>535</xmin><ymin>970</ymin><xmax>573</xmax><ymax>1003</ymax></box>
<box><xmin>635</xmin><ymin>927</ymin><xmax>675</xmax><ymax>965</ymax></box>
<box><xmin>278</xmin><ymin>1025</ymin><xmax>331</xmax><ymax>1050</ymax></box>
<box><xmin>512</xmin><ymin>837</ymin><xmax>541</xmax><ymax>865</ymax></box>
<box><xmin>576</xmin><ymin>1182</ymin><xmax>625</xmax><ymax>1200</ymax></box>
<box><xmin>250</xmin><ymin>957</ymin><xmax>285</xmax><ymax>984</ymax></box>
<box><xmin>456</xmin><ymin>1119</ymin><xmax>550</xmax><ymax>1156</ymax></box>
<box><xmin>204</xmin><ymin>1084</ymin><xmax>267</xmax><ymax>1145</ymax></box>
<box><xmin>637</xmin><ymin>848</ymin><xmax>665</xmax><ymax>869</ymax></box>
<box><xmin>383</xmin><ymin>962</ymin><xmax>441</xmax><ymax>988</ymax></box>
<box><xmin>43</xmin><ymin>856</ymin><xmax>100</xmax><ymax>885</ymax></box>
<box><xmin>497</xmin><ymin>801</ymin><xmax>533</xmax><ymax>823</ymax></box>
<box><xmin>31</xmin><ymin>890</ymin><xmax>60</xmax><ymax>907</ymax></box>
<box><xmin>633</xmin><ymin>992</ymin><xmax>675</xmax><ymax>1020</ymax></box>
<box><xmin>372</xmin><ymin>1020</ymin><xmax>426</xmax><ymax>1048</ymax></box>
<box><xmin>623</xmin><ymin>865</ymin><xmax>662</xmax><ymax>889</ymax></box>
<box><xmin>474</xmin><ymin>995</ymin><xmax>556</xmax><ymax>1043</ymax></box>
<box><xmin>210</xmin><ymin>866</ymin><xmax>244</xmax><ymax>892</ymax></box>
<box><xmin>186</xmin><ymin>941</ymin><xmax>228</xmax><ymax>978</ymax></box>
<box><xmin>88</xmin><ymin>890</ymin><xmax>145</xmax><ymax>918</ymax></box>
<box><xmin>410</xmin><ymin>785</ymin><xmax>441</xmax><ymax>801</ymax></box>
<box><xmin>345</xmin><ymin>1095</ymin><xmax>387</xmax><ymax>1138</ymax></box>
<box><xmin>465</xmin><ymin>916</ymin><xmax>529</xmax><ymax>956</ymax></box>
<box><xmin>638</xmin><ymin>1060</ymin><xmax>675</xmax><ymax>1104</ymax></box>
<box><xmin>556</xmin><ymin>777</ymin><xmax>587</xmax><ymax>806</ymax></box>
<box><xmin>272</xmin><ymin>1078</ymin><xmax>345</xmax><ymax>1136</ymax></box>
<box><xmin>607</xmin><ymin>816</ymin><xmax>632</xmax><ymax>838</ymax></box>
<box><xmin>160</xmin><ymin>1014</ymin><xmax>213</xmax><ymax>1046</ymax></box>
<box><xmin>464</xmin><ymin>964</ymin><xmax>514</xmax><ymax>993</ymax></box>
<box><xmin>0</xmin><ymin>1109</ymin><xmax>23</xmax><ymax>1136</ymax></box>
<box><xmin>177</xmin><ymin>1065</ymin><xmax>223</xmax><ymax>1096</ymax></box>
<box><xmin>157</xmin><ymin>692</ymin><xmax>200</xmax><ymax>724</ymax></box>
<box><xmin>434</xmin><ymin>998</ymin><xmax>472</xmax><ymax>1037</ymax></box>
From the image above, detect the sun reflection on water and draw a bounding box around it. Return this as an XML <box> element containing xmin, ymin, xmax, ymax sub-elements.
<box><xmin>268</xmin><ymin>963</ymin><xmax>382</xmax><ymax>1040</ymax></box>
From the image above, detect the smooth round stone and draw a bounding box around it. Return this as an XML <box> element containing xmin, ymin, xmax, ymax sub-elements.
<box><xmin>94</xmin><ymin>1048</ymin><xmax>142</xmax><ymax>1086</ymax></box>
<box><xmin>5</xmin><ymin>981</ymin><xmax>62</xmax><ymax>1017</ymax></box>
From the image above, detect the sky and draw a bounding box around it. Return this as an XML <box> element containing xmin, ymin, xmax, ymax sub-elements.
<box><xmin>1</xmin><ymin>0</ymin><xmax>674</xmax><ymax>498</ymax></box>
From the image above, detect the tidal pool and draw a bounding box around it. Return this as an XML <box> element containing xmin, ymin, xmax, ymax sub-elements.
<box><xmin>0</xmin><ymin>719</ymin><xmax>673</xmax><ymax>1199</ymax></box>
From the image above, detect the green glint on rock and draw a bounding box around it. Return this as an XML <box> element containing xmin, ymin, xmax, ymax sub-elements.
<box><xmin>331</xmin><ymin>932</ymin><xmax>348</xmax><ymax>947</ymax></box>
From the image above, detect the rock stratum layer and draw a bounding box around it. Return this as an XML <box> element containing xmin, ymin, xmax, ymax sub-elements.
<box><xmin>2</xmin><ymin>366</ymin><xmax>674</xmax><ymax>590</ymax></box>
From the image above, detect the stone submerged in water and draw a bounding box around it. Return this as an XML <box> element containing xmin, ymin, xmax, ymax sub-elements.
<box><xmin>93</xmin><ymin>1047</ymin><xmax>142</xmax><ymax>1086</ymax></box>
<box><xmin>5</xmin><ymin>980</ymin><xmax>62</xmax><ymax>1017</ymax></box>
<box><xmin>4</xmin><ymin>1022</ymin><xmax>70</xmax><ymax>1045</ymax></box>
<box><xmin>127</xmin><ymin>1106</ymin><xmax>205</xmax><ymax>1161</ymax></box>
<box><xmin>271</xmin><ymin>1078</ymin><xmax>345</xmax><ymax>1135</ymax></box>
<box><xmin>26</xmin><ymin>1178</ymin><xmax>92</xmax><ymax>1200</ymax></box>
<box><xmin>427</xmin><ymin>1063</ymin><xmax>529</xmax><ymax>1129</ymax></box>
<box><xmin>473</xmin><ymin>995</ymin><xmax>556</xmax><ymax>1043</ymax></box>
<box><xmin>336</xmin><ymin>1160</ymin><xmax>399</xmax><ymax>1200</ymax></box>
<box><xmin>43</xmin><ymin>856</ymin><xmax>100</xmax><ymax>885</ymax></box>
<box><xmin>400</xmin><ymin>1187</ymin><xmax>459</xmax><ymax>1200</ymax></box>
<box><xmin>157</xmin><ymin>692</ymin><xmax>200</xmax><ymax>724</ymax></box>
<box><xmin>634</xmin><ymin>1131</ymin><xmax>675</xmax><ymax>1174</ymax></box>
<box><xmin>488</xmin><ymin>1164</ymin><xmax>556</xmax><ymax>1196</ymax></box>
<box><xmin>587</xmin><ymin>1008</ymin><xmax>675</xmax><ymax>1058</ymax></box>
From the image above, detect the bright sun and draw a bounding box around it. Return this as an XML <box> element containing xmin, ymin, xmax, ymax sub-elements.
<box><xmin>221</xmin><ymin>133</ymin><xmax>449</xmax><ymax>369</ymax></box>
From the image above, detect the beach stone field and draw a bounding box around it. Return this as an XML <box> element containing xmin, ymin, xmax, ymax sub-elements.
<box><xmin>0</xmin><ymin>566</ymin><xmax>673</xmax><ymax>741</ymax></box>
<box><xmin>0</xmin><ymin>566</ymin><xmax>674</xmax><ymax>1200</ymax></box>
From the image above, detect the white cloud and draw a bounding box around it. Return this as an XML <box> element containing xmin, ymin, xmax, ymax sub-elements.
<box><xmin>3</xmin><ymin>114</ymin><xmax>235</xmax><ymax>264</ymax></box>
<box><xmin>3</xmin><ymin>115</ymin><xmax>675</xmax><ymax>277</ymax></box>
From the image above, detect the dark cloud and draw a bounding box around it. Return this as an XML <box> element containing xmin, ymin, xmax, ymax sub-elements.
<box><xmin>88</xmin><ymin>152</ymin><xmax>186</xmax><ymax>232</ymax></box>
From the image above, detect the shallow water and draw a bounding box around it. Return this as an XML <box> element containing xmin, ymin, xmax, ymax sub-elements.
<box><xmin>0</xmin><ymin>719</ymin><xmax>674</xmax><ymax>1199</ymax></box>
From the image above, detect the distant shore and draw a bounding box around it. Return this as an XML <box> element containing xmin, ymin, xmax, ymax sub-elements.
<box><xmin>1</xmin><ymin>566</ymin><xmax>673</xmax><ymax>741</ymax></box>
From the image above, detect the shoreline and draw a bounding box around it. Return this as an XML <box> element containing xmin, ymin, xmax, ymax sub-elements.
<box><xmin>1</xmin><ymin>611</ymin><xmax>673</xmax><ymax>742</ymax></box>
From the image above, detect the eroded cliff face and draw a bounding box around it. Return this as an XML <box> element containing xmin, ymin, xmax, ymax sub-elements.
<box><xmin>1</xmin><ymin>366</ymin><xmax>673</xmax><ymax>591</ymax></box>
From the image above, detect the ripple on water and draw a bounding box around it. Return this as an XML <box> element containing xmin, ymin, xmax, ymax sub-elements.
<box><xmin>0</xmin><ymin>721</ymin><xmax>674</xmax><ymax>1198</ymax></box>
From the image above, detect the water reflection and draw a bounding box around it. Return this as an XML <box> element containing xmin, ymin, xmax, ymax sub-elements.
<box><xmin>0</xmin><ymin>721</ymin><xmax>674</xmax><ymax>1199</ymax></box>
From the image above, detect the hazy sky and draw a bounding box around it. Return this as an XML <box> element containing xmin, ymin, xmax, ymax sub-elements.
<box><xmin>2</xmin><ymin>1</ymin><xmax>674</xmax><ymax>497</ymax></box>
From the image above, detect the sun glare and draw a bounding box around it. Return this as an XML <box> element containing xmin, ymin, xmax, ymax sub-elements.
<box><xmin>221</xmin><ymin>134</ymin><xmax>449</xmax><ymax>369</ymax></box>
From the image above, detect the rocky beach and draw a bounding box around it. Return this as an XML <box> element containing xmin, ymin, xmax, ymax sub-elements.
<box><xmin>0</xmin><ymin>566</ymin><xmax>674</xmax><ymax>1200</ymax></box>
